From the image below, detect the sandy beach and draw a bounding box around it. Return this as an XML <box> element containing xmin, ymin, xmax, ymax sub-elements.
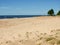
<box><xmin>0</xmin><ymin>16</ymin><xmax>60</xmax><ymax>45</ymax></box>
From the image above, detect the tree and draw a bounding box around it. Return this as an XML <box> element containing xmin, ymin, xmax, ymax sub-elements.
<box><xmin>57</xmin><ymin>11</ymin><xmax>60</xmax><ymax>15</ymax></box>
<box><xmin>48</xmin><ymin>9</ymin><xmax>54</xmax><ymax>16</ymax></box>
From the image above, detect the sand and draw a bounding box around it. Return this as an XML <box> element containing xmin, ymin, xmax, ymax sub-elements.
<box><xmin>0</xmin><ymin>16</ymin><xmax>60</xmax><ymax>45</ymax></box>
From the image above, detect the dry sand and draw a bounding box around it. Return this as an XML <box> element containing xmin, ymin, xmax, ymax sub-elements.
<box><xmin>0</xmin><ymin>16</ymin><xmax>60</xmax><ymax>45</ymax></box>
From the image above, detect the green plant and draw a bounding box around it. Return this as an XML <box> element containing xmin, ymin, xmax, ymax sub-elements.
<box><xmin>45</xmin><ymin>37</ymin><xmax>55</xmax><ymax>42</ymax></box>
<box><xmin>57</xmin><ymin>11</ymin><xmax>60</xmax><ymax>15</ymax></box>
<box><xmin>57</xmin><ymin>40</ymin><xmax>60</xmax><ymax>44</ymax></box>
<box><xmin>48</xmin><ymin>9</ymin><xmax>54</xmax><ymax>16</ymax></box>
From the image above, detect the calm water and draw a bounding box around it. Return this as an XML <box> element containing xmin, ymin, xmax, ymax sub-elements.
<box><xmin>0</xmin><ymin>15</ymin><xmax>44</xmax><ymax>19</ymax></box>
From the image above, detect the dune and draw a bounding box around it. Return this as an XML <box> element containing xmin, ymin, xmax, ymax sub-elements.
<box><xmin>0</xmin><ymin>16</ymin><xmax>60</xmax><ymax>45</ymax></box>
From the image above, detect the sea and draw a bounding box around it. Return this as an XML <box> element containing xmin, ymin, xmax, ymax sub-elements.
<box><xmin>0</xmin><ymin>15</ymin><xmax>46</xmax><ymax>19</ymax></box>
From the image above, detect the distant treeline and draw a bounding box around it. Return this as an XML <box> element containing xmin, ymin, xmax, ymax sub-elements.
<box><xmin>47</xmin><ymin>9</ymin><xmax>60</xmax><ymax>16</ymax></box>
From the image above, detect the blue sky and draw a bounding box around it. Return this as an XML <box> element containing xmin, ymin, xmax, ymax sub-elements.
<box><xmin>0</xmin><ymin>0</ymin><xmax>60</xmax><ymax>15</ymax></box>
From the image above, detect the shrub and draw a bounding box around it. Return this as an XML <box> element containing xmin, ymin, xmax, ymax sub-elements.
<box><xmin>47</xmin><ymin>9</ymin><xmax>54</xmax><ymax>16</ymax></box>
<box><xmin>57</xmin><ymin>11</ymin><xmax>60</xmax><ymax>15</ymax></box>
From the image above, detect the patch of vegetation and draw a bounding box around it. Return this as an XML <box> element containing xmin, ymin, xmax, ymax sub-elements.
<box><xmin>57</xmin><ymin>40</ymin><xmax>60</xmax><ymax>44</ymax></box>
<box><xmin>45</xmin><ymin>37</ymin><xmax>55</xmax><ymax>42</ymax></box>
<box><xmin>40</xmin><ymin>37</ymin><xmax>43</xmax><ymax>40</ymax></box>
<box><xmin>25</xmin><ymin>32</ymin><xmax>29</xmax><ymax>39</ymax></box>
<box><xmin>57</xmin><ymin>11</ymin><xmax>60</xmax><ymax>15</ymax></box>
<box><xmin>47</xmin><ymin>9</ymin><xmax>54</xmax><ymax>16</ymax></box>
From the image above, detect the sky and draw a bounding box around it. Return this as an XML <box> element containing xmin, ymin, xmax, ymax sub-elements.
<box><xmin>0</xmin><ymin>0</ymin><xmax>60</xmax><ymax>15</ymax></box>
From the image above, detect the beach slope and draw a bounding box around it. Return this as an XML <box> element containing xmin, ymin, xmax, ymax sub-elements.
<box><xmin>0</xmin><ymin>16</ymin><xmax>60</xmax><ymax>45</ymax></box>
